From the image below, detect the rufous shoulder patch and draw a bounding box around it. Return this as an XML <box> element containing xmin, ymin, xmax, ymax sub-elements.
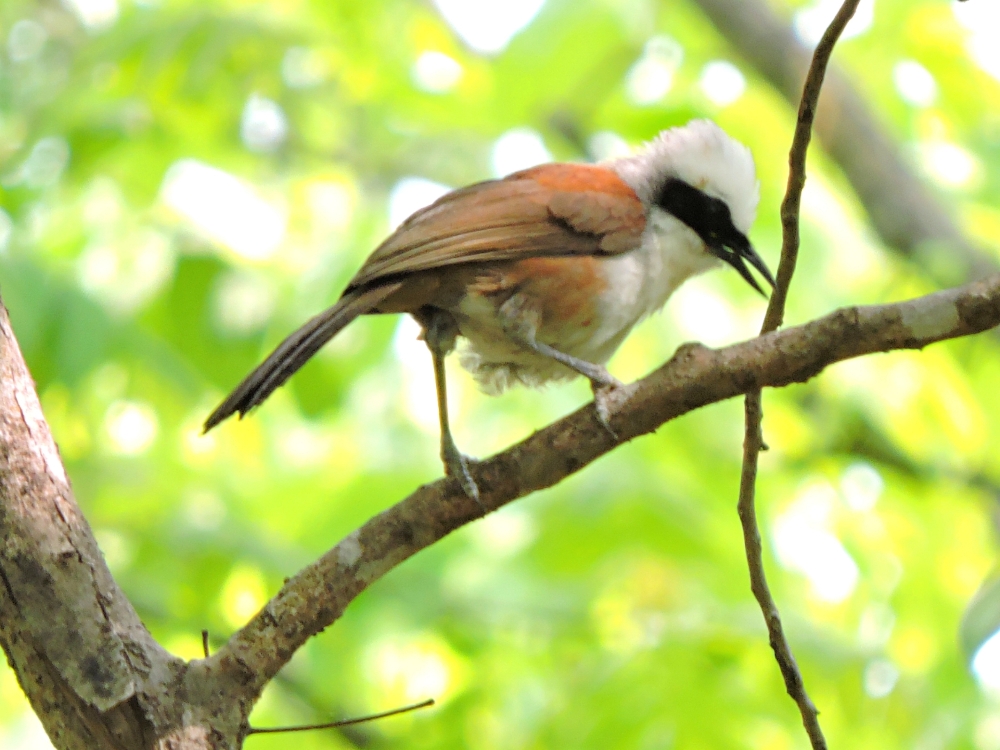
<box><xmin>512</xmin><ymin>163</ymin><xmax>638</xmax><ymax>199</ymax></box>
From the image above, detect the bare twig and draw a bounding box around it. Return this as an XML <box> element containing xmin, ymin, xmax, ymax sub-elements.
<box><xmin>247</xmin><ymin>698</ymin><xmax>434</xmax><ymax>736</ymax></box>
<box><xmin>737</xmin><ymin>2</ymin><xmax>859</xmax><ymax>748</ymax></box>
<box><xmin>691</xmin><ymin>0</ymin><xmax>997</xmax><ymax>283</ymax></box>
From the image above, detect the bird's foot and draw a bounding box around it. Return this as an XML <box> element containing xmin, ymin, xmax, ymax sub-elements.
<box><xmin>442</xmin><ymin>440</ymin><xmax>482</xmax><ymax>510</ymax></box>
<box><xmin>590</xmin><ymin>373</ymin><xmax>626</xmax><ymax>440</ymax></box>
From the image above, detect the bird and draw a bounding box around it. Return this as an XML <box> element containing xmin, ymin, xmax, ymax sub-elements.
<box><xmin>204</xmin><ymin>119</ymin><xmax>773</xmax><ymax>504</ymax></box>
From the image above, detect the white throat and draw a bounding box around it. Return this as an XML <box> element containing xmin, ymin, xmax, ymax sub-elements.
<box><xmin>594</xmin><ymin>119</ymin><xmax>761</xmax><ymax>333</ymax></box>
<box><xmin>597</xmin><ymin>206</ymin><xmax>722</xmax><ymax>327</ymax></box>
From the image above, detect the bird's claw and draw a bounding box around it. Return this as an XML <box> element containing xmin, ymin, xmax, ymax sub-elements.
<box><xmin>442</xmin><ymin>442</ymin><xmax>482</xmax><ymax>511</ymax></box>
<box><xmin>589</xmin><ymin>373</ymin><xmax>627</xmax><ymax>440</ymax></box>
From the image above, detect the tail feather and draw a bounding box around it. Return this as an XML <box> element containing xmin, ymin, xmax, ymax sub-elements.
<box><xmin>203</xmin><ymin>283</ymin><xmax>403</xmax><ymax>432</ymax></box>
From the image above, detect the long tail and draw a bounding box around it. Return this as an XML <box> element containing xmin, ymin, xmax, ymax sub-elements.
<box><xmin>203</xmin><ymin>282</ymin><xmax>403</xmax><ymax>431</ymax></box>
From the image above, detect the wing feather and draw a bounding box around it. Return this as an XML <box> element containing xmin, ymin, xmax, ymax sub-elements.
<box><xmin>347</xmin><ymin>164</ymin><xmax>646</xmax><ymax>289</ymax></box>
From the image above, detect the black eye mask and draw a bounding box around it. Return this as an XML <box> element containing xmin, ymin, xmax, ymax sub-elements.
<box><xmin>655</xmin><ymin>177</ymin><xmax>775</xmax><ymax>295</ymax></box>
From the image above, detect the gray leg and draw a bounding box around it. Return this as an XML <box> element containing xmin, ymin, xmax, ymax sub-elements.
<box><xmin>417</xmin><ymin>308</ymin><xmax>481</xmax><ymax>506</ymax></box>
<box><xmin>498</xmin><ymin>297</ymin><xmax>623</xmax><ymax>436</ymax></box>
<box><xmin>497</xmin><ymin>296</ymin><xmax>622</xmax><ymax>389</ymax></box>
<box><xmin>590</xmin><ymin>379</ymin><xmax>621</xmax><ymax>439</ymax></box>
<box><xmin>521</xmin><ymin>338</ymin><xmax>621</xmax><ymax>389</ymax></box>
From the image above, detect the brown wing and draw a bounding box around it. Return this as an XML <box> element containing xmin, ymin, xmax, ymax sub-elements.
<box><xmin>346</xmin><ymin>163</ymin><xmax>647</xmax><ymax>290</ymax></box>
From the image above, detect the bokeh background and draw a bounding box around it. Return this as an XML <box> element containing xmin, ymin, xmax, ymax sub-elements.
<box><xmin>2</xmin><ymin>0</ymin><xmax>1000</xmax><ymax>747</ymax></box>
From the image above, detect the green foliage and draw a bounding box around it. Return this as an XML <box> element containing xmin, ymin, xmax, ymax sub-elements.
<box><xmin>1</xmin><ymin>0</ymin><xmax>999</xmax><ymax>747</ymax></box>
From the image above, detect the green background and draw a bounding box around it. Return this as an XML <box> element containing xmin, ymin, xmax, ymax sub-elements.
<box><xmin>1</xmin><ymin>0</ymin><xmax>1000</xmax><ymax>747</ymax></box>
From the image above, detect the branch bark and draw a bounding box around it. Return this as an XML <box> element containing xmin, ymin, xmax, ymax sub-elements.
<box><xmin>0</xmin><ymin>297</ymin><xmax>151</xmax><ymax>748</ymax></box>
<box><xmin>218</xmin><ymin>274</ymin><xmax>1000</xmax><ymax>692</ymax></box>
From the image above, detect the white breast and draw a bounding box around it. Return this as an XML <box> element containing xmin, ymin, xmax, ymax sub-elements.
<box><xmin>577</xmin><ymin>208</ymin><xmax>720</xmax><ymax>364</ymax></box>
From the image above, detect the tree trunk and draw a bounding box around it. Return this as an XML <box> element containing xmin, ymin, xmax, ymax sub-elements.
<box><xmin>0</xmin><ymin>295</ymin><xmax>248</xmax><ymax>749</ymax></box>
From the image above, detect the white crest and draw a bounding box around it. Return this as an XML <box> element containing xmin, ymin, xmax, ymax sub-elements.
<box><xmin>608</xmin><ymin>119</ymin><xmax>760</xmax><ymax>233</ymax></box>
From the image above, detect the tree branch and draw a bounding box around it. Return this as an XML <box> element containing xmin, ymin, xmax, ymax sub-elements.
<box><xmin>217</xmin><ymin>273</ymin><xmax>1000</xmax><ymax>695</ymax></box>
<box><xmin>0</xmin><ymin>297</ymin><xmax>154</xmax><ymax>748</ymax></box>
<box><xmin>4</xmin><ymin>272</ymin><xmax>998</xmax><ymax>747</ymax></box>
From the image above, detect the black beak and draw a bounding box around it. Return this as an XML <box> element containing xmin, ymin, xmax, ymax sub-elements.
<box><xmin>708</xmin><ymin>230</ymin><xmax>775</xmax><ymax>297</ymax></box>
<box><xmin>652</xmin><ymin>177</ymin><xmax>775</xmax><ymax>296</ymax></box>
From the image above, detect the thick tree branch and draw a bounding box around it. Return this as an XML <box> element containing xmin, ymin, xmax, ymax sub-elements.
<box><xmin>690</xmin><ymin>0</ymin><xmax>998</xmax><ymax>283</ymax></box>
<box><xmin>0</xmin><ymin>298</ymin><xmax>152</xmax><ymax>748</ymax></box>
<box><xmin>217</xmin><ymin>274</ymin><xmax>1000</xmax><ymax>694</ymax></box>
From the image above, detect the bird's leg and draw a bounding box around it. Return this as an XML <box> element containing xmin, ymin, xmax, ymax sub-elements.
<box><xmin>498</xmin><ymin>297</ymin><xmax>623</xmax><ymax>436</ymax></box>
<box><xmin>416</xmin><ymin>308</ymin><xmax>481</xmax><ymax>506</ymax></box>
<box><xmin>520</xmin><ymin>338</ymin><xmax>621</xmax><ymax>389</ymax></box>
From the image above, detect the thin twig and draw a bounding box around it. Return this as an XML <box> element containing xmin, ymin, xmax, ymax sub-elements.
<box><xmin>765</xmin><ymin>0</ymin><xmax>862</xmax><ymax>334</ymax></box>
<box><xmin>738</xmin><ymin>1</ymin><xmax>860</xmax><ymax>749</ymax></box>
<box><xmin>690</xmin><ymin>0</ymin><xmax>994</xmax><ymax>280</ymax></box>
<box><xmin>247</xmin><ymin>698</ymin><xmax>434</xmax><ymax>736</ymax></box>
